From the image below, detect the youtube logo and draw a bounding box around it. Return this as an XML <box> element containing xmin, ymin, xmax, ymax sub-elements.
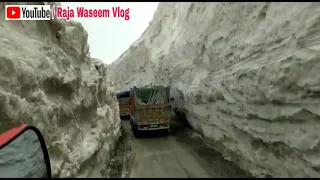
<box><xmin>6</xmin><ymin>6</ymin><xmax>21</xmax><ymax>19</ymax></box>
<box><xmin>5</xmin><ymin>5</ymin><xmax>51</xmax><ymax>21</ymax></box>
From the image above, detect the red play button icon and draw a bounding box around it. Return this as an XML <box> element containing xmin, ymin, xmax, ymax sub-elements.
<box><xmin>6</xmin><ymin>6</ymin><xmax>21</xmax><ymax>19</ymax></box>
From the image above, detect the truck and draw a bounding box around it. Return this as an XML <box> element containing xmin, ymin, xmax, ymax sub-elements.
<box><xmin>117</xmin><ymin>90</ymin><xmax>131</xmax><ymax>120</ymax></box>
<box><xmin>129</xmin><ymin>86</ymin><xmax>171</xmax><ymax>137</ymax></box>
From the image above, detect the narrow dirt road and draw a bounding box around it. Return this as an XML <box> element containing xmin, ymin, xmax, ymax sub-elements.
<box><xmin>122</xmin><ymin>121</ymin><xmax>252</xmax><ymax>178</ymax></box>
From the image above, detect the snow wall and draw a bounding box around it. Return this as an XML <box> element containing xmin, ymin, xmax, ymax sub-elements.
<box><xmin>108</xmin><ymin>2</ymin><xmax>320</xmax><ymax>178</ymax></box>
<box><xmin>0</xmin><ymin>2</ymin><xmax>121</xmax><ymax>178</ymax></box>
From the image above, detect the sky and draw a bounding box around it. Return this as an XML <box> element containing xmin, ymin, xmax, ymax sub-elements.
<box><xmin>61</xmin><ymin>2</ymin><xmax>159</xmax><ymax>64</ymax></box>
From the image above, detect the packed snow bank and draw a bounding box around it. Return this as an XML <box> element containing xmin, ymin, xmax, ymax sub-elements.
<box><xmin>108</xmin><ymin>2</ymin><xmax>320</xmax><ymax>178</ymax></box>
<box><xmin>0</xmin><ymin>2</ymin><xmax>121</xmax><ymax>178</ymax></box>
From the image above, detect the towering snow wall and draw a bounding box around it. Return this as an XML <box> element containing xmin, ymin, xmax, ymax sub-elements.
<box><xmin>0</xmin><ymin>2</ymin><xmax>121</xmax><ymax>178</ymax></box>
<box><xmin>108</xmin><ymin>2</ymin><xmax>320</xmax><ymax>178</ymax></box>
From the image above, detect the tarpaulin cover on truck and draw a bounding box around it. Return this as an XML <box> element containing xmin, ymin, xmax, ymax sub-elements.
<box><xmin>135</xmin><ymin>87</ymin><xmax>169</xmax><ymax>105</ymax></box>
<box><xmin>117</xmin><ymin>91</ymin><xmax>130</xmax><ymax>98</ymax></box>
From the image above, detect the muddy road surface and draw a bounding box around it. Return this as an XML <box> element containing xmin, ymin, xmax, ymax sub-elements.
<box><xmin>121</xmin><ymin>120</ymin><xmax>252</xmax><ymax>178</ymax></box>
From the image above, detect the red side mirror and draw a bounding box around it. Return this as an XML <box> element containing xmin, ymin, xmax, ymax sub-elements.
<box><xmin>0</xmin><ymin>124</ymin><xmax>51</xmax><ymax>178</ymax></box>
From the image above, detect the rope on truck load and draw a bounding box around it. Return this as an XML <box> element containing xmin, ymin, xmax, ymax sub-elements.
<box><xmin>147</xmin><ymin>88</ymin><xmax>157</xmax><ymax>104</ymax></box>
<box><xmin>136</xmin><ymin>90</ymin><xmax>146</xmax><ymax>105</ymax></box>
<box><xmin>135</xmin><ymin>87</ymin><xmax>168</xmax><ymax>105</ymax></box>
<box><xmin>147</xmin><ymin>87</ymin><xmax>167</xmax><ymax>105</ymax></box>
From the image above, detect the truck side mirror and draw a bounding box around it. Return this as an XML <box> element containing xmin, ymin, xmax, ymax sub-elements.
<box><xmin>0</xmin><ymin>125</ymin><xmax>51</xmax><ymax>178</ymax></box>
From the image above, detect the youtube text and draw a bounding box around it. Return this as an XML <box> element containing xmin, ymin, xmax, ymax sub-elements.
<box><xmin>22</xmin><ymin>7</ymin><xmax>50</xmax><ymax>19</ymax></box>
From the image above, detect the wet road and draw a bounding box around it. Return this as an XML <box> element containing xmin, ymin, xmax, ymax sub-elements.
<box><xmin>122</xmin><ymin>121</ymin><xmax>252</xmax><ymax>178</ymax></box>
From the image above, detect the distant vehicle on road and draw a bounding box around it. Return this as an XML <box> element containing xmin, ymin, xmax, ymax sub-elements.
<box><xmin>130</xmin><ymin>86</ymin><xmax>171</xmax><ymax>137</ymax></box>
<box><xmin>117</xmin><ymin>90</ymin><xmax>131</xmax><ymax>120</ymax></box>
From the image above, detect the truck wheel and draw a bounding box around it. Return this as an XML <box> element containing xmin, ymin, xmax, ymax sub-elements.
<box><xmin>132</xmin><ymin>125</ymin><xmax>140</xmax><ymax>137</ymax></box>
<box><xmin>130</xmin><ymin>120</ymin><xmax>134</xmax><ymax>129</ymax></box>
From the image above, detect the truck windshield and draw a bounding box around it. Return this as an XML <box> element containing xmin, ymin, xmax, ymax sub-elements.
<box><xmin>136</xmin><ymin>88</ymin><xmax>168</xmax><ymax>105</ymax></box>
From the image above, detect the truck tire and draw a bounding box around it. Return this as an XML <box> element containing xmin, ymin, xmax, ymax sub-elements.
<box><xmin>132</xmin><ymin>124</ymin><xmax>140</xmax><ymax>137</ymax></box>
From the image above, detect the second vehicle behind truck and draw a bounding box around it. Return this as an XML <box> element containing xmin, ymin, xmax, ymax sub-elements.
<box><xmin>117</xmin><ymin>90</ymin><xmax>131</xmax><ymax>120</ymax></box>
